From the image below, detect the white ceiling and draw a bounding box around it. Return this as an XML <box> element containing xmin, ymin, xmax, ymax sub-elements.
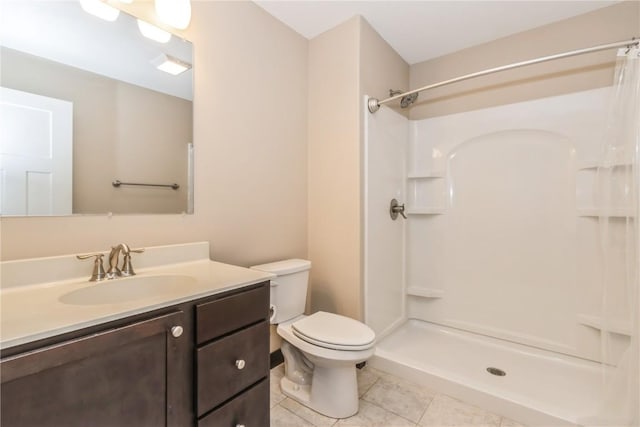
<box><xmin>254</xmin><ymin>1</ymin><xmax>620</xmax><ymax>65</ymax></box>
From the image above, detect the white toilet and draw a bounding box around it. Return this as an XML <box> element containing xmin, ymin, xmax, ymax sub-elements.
<box><xmin>250</xmin><ymin>259</ymin><xmax>375</xmax><ymax>419</ymax></box>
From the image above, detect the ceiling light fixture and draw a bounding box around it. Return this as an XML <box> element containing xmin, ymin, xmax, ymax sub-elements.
<box><xmin>151</xmin><ymin>54</ymin><xmax>191</xmax><ymax>75</ymax></box>
<box><xmin>154</xmin><ymin>0</ymin><xmax>191</xmax><ymax>30</ymax></box>
<box><xmin>137</xmin><ymin>19</ymin><xmax>172</xmax><ymax>43</ymax></box>
<box><xmin>78</xmin><ymin>0</ymin><xmax>120</xmax><ymax>22</ymax></box>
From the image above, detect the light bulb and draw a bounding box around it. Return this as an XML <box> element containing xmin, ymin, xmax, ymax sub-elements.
<box><xmin>137</xmin><ymin>19</ymin><xmax>172</xmax><ymax>43</ymax></box>
<box><xmin>79</xmin><ymin>0</ymin><xmax>120</xmax><ymax>21</ymax></box>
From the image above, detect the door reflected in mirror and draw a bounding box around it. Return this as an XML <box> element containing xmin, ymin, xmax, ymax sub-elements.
<box><xmin>0</xmin><ymin>1</ymin><xmax>193</xmax><ymax>216</ymax></box>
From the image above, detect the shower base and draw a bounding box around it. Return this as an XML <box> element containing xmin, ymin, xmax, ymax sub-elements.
<box><xmin>369</xmin><ymin>320</ymin><xmax>602</xmax><ymax>426</ymax></box>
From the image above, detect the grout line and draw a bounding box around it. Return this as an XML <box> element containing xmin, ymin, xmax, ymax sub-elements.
<box><xmin>359</xmin><ymin>375</ymin><xmax>380</xmax><ymax>398</ymax></box>
<box><xmin>277</xmin><ymin>402</ymin><xmax>314</xmax><ymax>426</ymax></box>
<box><xmin>359</xmin><ymin>396</ymin><xmax>422</xmax><ymax>426</ymax></box>
<box><xmin>416</xmin><ymin>394</ymin><xmax>436</xmax><ymax>427</ymax></box>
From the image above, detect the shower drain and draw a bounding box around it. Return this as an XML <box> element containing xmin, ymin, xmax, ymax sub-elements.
<box><xmin>486</xmin><ymin>367</ymin><xmax>506</xmax><ymax>376</ymax></box>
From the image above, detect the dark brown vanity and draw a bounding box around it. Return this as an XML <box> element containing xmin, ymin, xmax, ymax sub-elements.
<box><xmin>0</xmin><ymin>281</ymin><xmax>270</xmax><ymax>427</ymax></box>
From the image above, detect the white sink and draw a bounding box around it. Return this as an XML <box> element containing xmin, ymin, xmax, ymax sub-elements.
<box><xmin>59</xmin><ymin>275</ymin><xmax>196</xmax><ymax>305</ymax></box>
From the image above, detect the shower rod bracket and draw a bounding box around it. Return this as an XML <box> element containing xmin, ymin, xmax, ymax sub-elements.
<box><xmin>368</xmin><ymin>98</ymin><xmax>381</xmax><ymax>113</ymax></box>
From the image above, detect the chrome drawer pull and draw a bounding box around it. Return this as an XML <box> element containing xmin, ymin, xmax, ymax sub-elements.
<box><xmin>235</xmin><ymin>359</ymin><xmax>246</xmax><ymax>370</ymax></box>
<box><xmin>171</xmin><ymin>326</ymin><xmax>184</xmax><ymax>338</ymax></box>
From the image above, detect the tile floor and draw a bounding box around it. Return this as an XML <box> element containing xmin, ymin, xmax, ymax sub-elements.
<box><xmin>270</xmin><ymin>364</ymin><xmax>527</xmax><ymax>427</ymax></box>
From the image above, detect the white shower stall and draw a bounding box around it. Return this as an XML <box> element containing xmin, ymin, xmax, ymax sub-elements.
<box><xmin>364</xmin><ymin>63</ymin><xmax>638</xmax><ymax>426</ymax></box>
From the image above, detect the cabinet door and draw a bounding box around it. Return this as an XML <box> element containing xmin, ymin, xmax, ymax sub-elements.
<box><xmin>1</xmin><ymin>311</ymin><xmax>186</xmax><ymax>427</ymax></box>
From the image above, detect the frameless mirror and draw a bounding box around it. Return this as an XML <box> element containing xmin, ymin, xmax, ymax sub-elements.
<box><xmin>0</xmin><ymin>1</ymin><xmax>193</xmax><ymax>216</ymax></box>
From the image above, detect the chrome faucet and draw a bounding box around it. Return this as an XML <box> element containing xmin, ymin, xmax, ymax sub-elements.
<box><xmin>107</xmin><ymin>243</ymin><xmax>130</xmax><ymax>279</ymax></box>
<box><xmin>106</xmin><ymin>243</ymin><xmax>145</xmax><ymax>279</ymax></box>
<box><xmin>78</xmin><ymin>244</ymin><xmax>145</xmax><ymax>282</ymax></box>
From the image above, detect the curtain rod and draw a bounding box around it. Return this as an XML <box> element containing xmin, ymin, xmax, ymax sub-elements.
<box><xmin>368</xmin><ymin>38</ymin><xmax>639</xmax><ymax>113</ymax></box>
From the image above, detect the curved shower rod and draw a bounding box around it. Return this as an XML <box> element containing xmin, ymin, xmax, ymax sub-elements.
<box><xmin>368</xmin><ymin>38</ymin><xmax>639</xmax><ymax>114</ymax></box>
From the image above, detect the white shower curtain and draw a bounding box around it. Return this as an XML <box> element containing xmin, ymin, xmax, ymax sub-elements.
<box><xmin>596</xmin><ymin>46</ymin><xmax>640</xmax><ymax>426</ymax></box>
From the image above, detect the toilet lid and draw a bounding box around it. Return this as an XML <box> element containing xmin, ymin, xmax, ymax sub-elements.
<box><xmin>291</xmin><ymin>311</ymin><xmax>375</xmax><ymax>351</ymax></box>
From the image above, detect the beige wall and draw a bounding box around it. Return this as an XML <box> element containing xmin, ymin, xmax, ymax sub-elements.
<box><xmin>360</xmin><ymin>19</ymin><xmax>411</xmax><ymax>119</ymax></box>
<box><xmin>409</xmin><ymin>1</ymin><xmax>640</xmax><ymax>119</ymax></box>
<box><xmin>0</xmin><ymin>2</ymin><xmax>308</xmax><ymax>271</ymax></box>
<box><xmin>307</xmin><ymin>16</ymin><xmax>361</xmax><ymax>319</ymax></box>
<box><xmin>1</xmin><ymin>47</ymin><xmax>190</xmax><ymax>214</ymax></box>
<box><xmin>307</xmin><ymin>16</ymin><xmax>408</xmax><ymax>321</ymax></box>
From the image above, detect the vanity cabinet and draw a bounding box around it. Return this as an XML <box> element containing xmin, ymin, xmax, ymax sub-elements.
<box><xmin>0</xmin><ymin>281</ymin><xmax>270</xmax><ymax>427</ymax></box>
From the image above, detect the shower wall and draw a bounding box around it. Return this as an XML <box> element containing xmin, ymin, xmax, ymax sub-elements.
<box><xmin>365</xmin><ymin>87</ymin><xmax>631</xmax><ymax>362</ymax></box>
<box><xmin>364</xmin><ymin>99</ymin><xmax>406</xmax><ymax>336</ymax></box>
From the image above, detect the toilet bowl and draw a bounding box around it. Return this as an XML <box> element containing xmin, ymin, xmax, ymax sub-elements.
<box><xmin>277</xmin><ymin>312</ymin><xmax>375</xmax><ymax>418</ymax></box>
<box><xmin>250</xmin><ymin>259</ymin><xmax>376</xmax><ymax>418</ymax></box>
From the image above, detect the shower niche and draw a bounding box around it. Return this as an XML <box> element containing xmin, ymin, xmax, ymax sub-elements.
<box><xmin>405</xmin><ymin>175</ymin><xmax>446</xmax><ymax>215</ymax></box>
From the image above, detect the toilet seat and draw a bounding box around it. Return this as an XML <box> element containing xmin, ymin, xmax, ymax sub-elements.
<box><xmin>291</xmin><ymin>311</ymin><xmax>375</xmax><ymax>351</ymax></box>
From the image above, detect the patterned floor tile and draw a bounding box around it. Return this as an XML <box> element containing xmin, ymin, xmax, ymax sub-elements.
<box><xmin>357</xmin><ymin>366</ymin><xmax>381</xmax><ymax>397</ymax></box>
<box><xmin>419</xmin><ymin>394</ymin><xmax>501</xmax><ymax>427</ymax></box>
<box><xmin>362</xmin><ymin>372</ymin><xmax>436</xmax><ymax>423</ymax></box>
<box><xmin>335</xmin><ymin>400</ymin><xmax>417</xmax><ymax>427</ymax></box>
<box><xmin>279</xmin><ymin>397</ymin><xmax>338</xmax><ymax>426</ymax></box>
<box><xmin>271</xmin><ymin>404</ymin><xmax>315</xmax><ymax>427</ymax></box>
<box><xmin>500</xmin><ymin>417</ymin><xmax>527</xmax><ymax>427</ymax></box>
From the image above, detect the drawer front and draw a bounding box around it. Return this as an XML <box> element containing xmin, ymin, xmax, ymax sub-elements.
<box><xmin>197</xmin><ymin>321</ymin><xmax>268</xmax><ymax>415</ymax></box>
<box><xmin>196</xmin><ymin>283</ymin><xmax>269</xmax><ymax>344</ymax></box>
<box><xmin>198</xmin><ymin>379</ymin><xmax>269</xmax><ymax>427</ymax></box>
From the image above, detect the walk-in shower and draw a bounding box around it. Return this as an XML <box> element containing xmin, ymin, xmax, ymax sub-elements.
<box><xmin>363</xmin><ymin>40</ymin><xmax>639</xmax><ymax>426</ymax></box>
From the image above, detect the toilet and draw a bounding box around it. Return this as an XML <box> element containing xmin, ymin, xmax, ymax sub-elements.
<box><xmin>250</xmin><ymin>259</ymin><xmax>375</xmax><ymax>419</ymax></box>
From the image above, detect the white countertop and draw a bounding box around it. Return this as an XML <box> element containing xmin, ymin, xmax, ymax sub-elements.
<box><xmin>0</xmin><ymin>243</ymin><xmax>274</xmax><ymax>350</ymax></box>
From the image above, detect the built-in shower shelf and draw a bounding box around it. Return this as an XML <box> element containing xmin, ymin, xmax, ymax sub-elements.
<box><xmin>407</xmin><ymin>287</ymin><xmax>444</xmax><ymax>298</ymax></box>
<box><xmin>577</xmin><ymin>314</ymin><xmax>632</xmax><ymax>336</ymax></box>
<box><xmin>577</xmin><ymin>160</ymin><xmax>633</xmax><ymax>170</ymax></box>
<box><xmin>577</xmin><ymin>208</ymin><xmax>635</xmax><ymax>218</ymax></box>
<box><xmin>407</xmin><ymin>171</ymin><xmax>445</xmax><ymax>179</ymax></box>
<box><xmin>406</xmin><ymin>208</ymin><xmax>446</xmax><ymax>215</ymax></box>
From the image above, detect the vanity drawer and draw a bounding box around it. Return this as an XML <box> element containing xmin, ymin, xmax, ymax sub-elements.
<box><xmin>198</xmin><ymin>379</ymin><xmax>268</xmax><ymax>427</ymax></box>
<box><xmin>196</xmin><ymin>283</ymin><xmax>269</xmax><ymax>344</ymax></box>
<box><xmin>196</xmin><ymin>321</ymin><xmax>268</xmax><ymax>415</ymax></box>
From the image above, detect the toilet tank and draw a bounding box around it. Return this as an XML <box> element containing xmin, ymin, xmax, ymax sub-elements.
<box><xmin>250</xmin><ymin>259</ymin><xmax>311</xmax><ymax>324</ymax></box>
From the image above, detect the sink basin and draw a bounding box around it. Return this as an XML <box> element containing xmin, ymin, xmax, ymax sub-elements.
<box><xmin>59</xmin><ymin>275</ymin><xmax>197</xmax><ymax>305</ymax></box>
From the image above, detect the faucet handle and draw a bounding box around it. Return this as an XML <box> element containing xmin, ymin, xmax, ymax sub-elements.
<box><xmin>76</xmin><ymin>253</ymin><xmax>106</xmax><ymax>282</ymax></box>
<box><xmin>121</xmin><ymin>248</ymin><xmax>145</xmax><ymax>277</ymax></box>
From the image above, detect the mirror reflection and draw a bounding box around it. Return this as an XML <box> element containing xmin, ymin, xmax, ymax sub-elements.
<box><xmin>0</xmin><ymin>1</ymin><xmax>193</xmax><ymax>216</ymax></box>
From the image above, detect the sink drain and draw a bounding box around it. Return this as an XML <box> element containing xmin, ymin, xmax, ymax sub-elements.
<box><xmin>486</xmin><ymin>367</ymin><xmax>506</xmax><ymax>376</ymax></box>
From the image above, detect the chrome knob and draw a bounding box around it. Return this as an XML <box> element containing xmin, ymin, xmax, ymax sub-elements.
<box><xmin>171</xmin><ymin>326</ymin><xmax>183</xmax><ymax>338</ymax></box>
<box><xmin>235</xmin><ymin>359</ymin><xmax>246</xmax><ymax>370</ymax></box>
<box><xmin>236</xmin><ymin>424</ymin><xmax>245</xmax><ymax>427</ymax></box>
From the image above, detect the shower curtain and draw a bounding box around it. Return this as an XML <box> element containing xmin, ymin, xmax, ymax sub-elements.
<box><xmin>596</xmin><ymin>46</ymin><xmax>640</xmax><ymax>426</ymax></box>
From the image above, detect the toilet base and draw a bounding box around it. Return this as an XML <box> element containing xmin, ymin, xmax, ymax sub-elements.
<box><xmin>280</xmin><ymin>362</ymin><xmax>359</xmax><ymax>419</ymax></box>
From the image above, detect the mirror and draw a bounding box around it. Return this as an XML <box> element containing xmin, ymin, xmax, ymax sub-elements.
<box><xmin>0</xmin><ymin>1</ymin><xmax>193</xmax><ymax>216</ymax></box>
